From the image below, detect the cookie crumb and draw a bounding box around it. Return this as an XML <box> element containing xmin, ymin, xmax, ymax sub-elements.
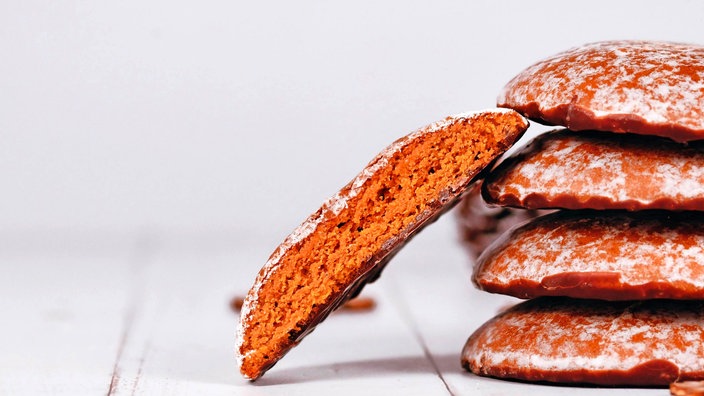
<box><xmin>230</xmin><ymin>296</ymin><xmax>245</xmax><ymax>313</ymax></box>
<box><xmin>671</xmin><ymin>381</ymin><xmax>704</xmax><ymax>396</ymax></box>
<box><xmin>339</xmin><ymin>296</ymin><xmax>376</xmax><ymax>312</ymax></box>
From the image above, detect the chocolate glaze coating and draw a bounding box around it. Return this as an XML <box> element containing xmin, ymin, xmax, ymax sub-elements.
<box><xmin>483</xmin><ymin>129</ymin><xmax>704</xmax><ymax>211</ymax></box>
<box><xmin>499</xmin><ymin>40</ymin><xmax>704</xmax><ymax>142</ymax></box>
<box><xmin>463</xmin><ymin>297</ymin><xmax>704</xmax><ymax>387</ymax></box>
<box><xmin>474</xmin><ymin>210</ymin><xmax>704</xmax><ymax>300</ymax></box>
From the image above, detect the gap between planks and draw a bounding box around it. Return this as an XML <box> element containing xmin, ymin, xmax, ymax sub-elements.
<box><xmin>107</xmin><ymin>234</ymin><xmax>159</xmax><ymax>396</ymax></box>
<box><xmin>384</xmin><ymin>279</ymin><xmax>456</xmax><ymax>396</ymax></box>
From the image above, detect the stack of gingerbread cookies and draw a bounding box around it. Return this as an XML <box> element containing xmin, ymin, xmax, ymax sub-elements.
<box><xmin>462</xmin><ymin>41</ymin><xmax>704</xmax><ymax>387</ymax></box>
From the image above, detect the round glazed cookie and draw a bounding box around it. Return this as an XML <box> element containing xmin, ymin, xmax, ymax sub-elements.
<box><xmin>473</xmin><ymin>210</ymin><xmax>704</xmax><ymax>300</ymax></box>
<box><xmin>498</xmin><ymin>40</ymin><xmax>704</xmax><ymax>142</ymax></box>
<box><xmin>237</xmin><ymin>109</ymin><xmax>528</xmax><ymax>380</ymax></box>
<box><xmin>483</xmin><ymin>129</ymin><xmax>704</xmax><ymax>211</ymax></box>
<box><xmin>462</xmin><ymin>297</ymin><xmax>704</xmax><ymax>387</ymax></box>
<box><xmin>463</xmin><ymin>297</ymin><xmax>704</xmax><ymax>386</ymax></box>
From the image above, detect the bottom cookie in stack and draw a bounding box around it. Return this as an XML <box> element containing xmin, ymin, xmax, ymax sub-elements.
<box><xmin>462</xmin><ymin>297</ymin><xmax>704</xmax><ymax>386</ymax></box>
<box><xmin>460</xmin><ymin>130</ymin><xmax>704</xmax><ymax>387</ymax></box>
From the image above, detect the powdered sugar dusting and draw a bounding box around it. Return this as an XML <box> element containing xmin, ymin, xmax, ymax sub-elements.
<box><xmin>239</xmin><ymin>110</ymin><xmax>519</xmax><ymax>301</ymax></box>
<box><xmin>499</xmin><ymin>40</ymin><xmax>704</xmax><ymax>140</ymax></box>
<box><xmin>475</xmin><ymin>211</ymin><xmax>704</xmax><ymax>294</ymax></box>
<box><xmin>486</xmin><ymin>130</ymin><xmax>704</xmax><ymax>210</ymax></box>
<box><xmin>464</xmin><ymin>299</ymin><xmax>704</xmax><ymax>379</ymax></box>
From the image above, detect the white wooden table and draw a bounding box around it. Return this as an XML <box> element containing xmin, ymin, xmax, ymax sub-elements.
<box><xmin>1</xmin><ymin>217</ymin><xmax>668</xmax><ymax>395</ymax></box>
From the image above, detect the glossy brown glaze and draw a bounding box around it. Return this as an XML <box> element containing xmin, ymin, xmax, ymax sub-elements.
<box><xmin>498</xmin><ymin>40</ymin><xmax>704</xmax><ymax>142</ymax></box>
<box><xmin>483</xmin><ymin>130</ymin><xmax>704</xmax><ymax>211</ymax></box>
<box><xmin>474</xmin><ymin>210</ymin><xmax>704</xmax><ymax>300</ymax></box>
<box><xmin>463</xmin><ymin>298</ymin><xmax>704</xmax><ymax>386</ymax></box>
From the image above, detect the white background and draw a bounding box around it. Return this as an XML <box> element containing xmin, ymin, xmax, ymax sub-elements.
<box><xmin>3</xmin><ymin>1</ymin><xmax>704</xmax><ymax>394</ymax></box>
<box><xmin>3</xmin><ymin>0</ymin><xmax>704</xmax><ymax>237</ymax></box>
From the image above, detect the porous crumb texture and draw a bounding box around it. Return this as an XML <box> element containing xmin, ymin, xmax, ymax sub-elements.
<box><xmin>462</xmin><ymin>297</ymin><xmax>704</xmax><ymax>387</ymax></box>
<box><xmin>474</xmin><ymin>210</ymin><xmax>704</xmax><ymax>300</ymax></box>
<box><xmin>237</xmin><ymin>109</ymin><xmax>528</xmax><ymax>380</ymax></box>
<box><xmin>483</xmin><ymin>129</ymin><xmax>704</xmax><ymax>211</ymax></box>
<box><xmin>498</xmin><ymin>40</ymin><xmax>704</xmax><ymax>142</ymax></box>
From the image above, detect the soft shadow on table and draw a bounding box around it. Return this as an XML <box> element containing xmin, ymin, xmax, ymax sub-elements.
<box><xmin>254</xmin><ymin>353</ymin><xmax>459</xmax><ymax>386</ymax></box>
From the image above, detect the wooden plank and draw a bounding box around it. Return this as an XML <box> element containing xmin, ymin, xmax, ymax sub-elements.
<box><xmin>0</xmin><ymin>253</ymin><xmax>133</xmax><ymax>395</ymax></box>
<box><xmin>0</xmin><ymin>224</ymin><xmax>675</xmax><ymax>395</ymax></box>
<box><xmin>108</xmin><ymin>237</ymin><xmax>450</xmax><ymax>395</ymax></box>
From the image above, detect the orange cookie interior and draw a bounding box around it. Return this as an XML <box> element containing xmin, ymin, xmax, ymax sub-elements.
<box><xmin>237</xmin><ymin>109</ymin><xmax>528</xmax><ymax>380</ymax></box>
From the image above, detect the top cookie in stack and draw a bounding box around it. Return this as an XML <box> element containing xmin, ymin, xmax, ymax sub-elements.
<box><xmin>498</xmin><ymin>40</ymin><xmax>704</xmax><ymax>142</ymax></box>
<box><xmin>463</xmin><ymin>40</ymin><xmax>704</xmax><ymax>387</ymax></box>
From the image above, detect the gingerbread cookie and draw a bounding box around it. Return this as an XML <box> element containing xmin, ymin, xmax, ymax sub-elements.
<box><xmin>237</xmin><ymin>109</ymin><xmax>528</xmax><ymax>380</ymax></box>
<box><xmin>483</xmin><ymin>130</ymin><xmax>704</xmax><ymax>211</ymax></box>
<box><xmin>498</xmin><ymin>40</ymin><xmax>704</xmax><ymax>142</ymax></box>
<box><xmin>474</xmin><ymin>210</ymin><xmax>704</xmax><ymax>300</ymax></box>
<box><xmin>463</xmin><ymin>297</ymin><xmax>704</xmax><ymax>386</ymax></box>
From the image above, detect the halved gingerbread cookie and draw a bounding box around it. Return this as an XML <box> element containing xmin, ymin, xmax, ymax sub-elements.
<box><xmin>498</xmin><ymin>40</ymin><xmax>704</xmax><ymax>142</ymax></box>
<box><xmin>483</xmin><ymin>130</ymin><xmax>704</xmax><ymax>211</ymax></box>
<box><xmin>463</xmin><ymin>297</ymin><xmax>704</xmax><ymax>387</ymax></box>
<box><xmin>473</xmin><ymin>210</ymin><xmax>704</xmax><ymax>300</ymax></box>
<box><xmin>237</xmin><ymin>109</ymin><xmax>528</xmax><ymax>380</ymax></box>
